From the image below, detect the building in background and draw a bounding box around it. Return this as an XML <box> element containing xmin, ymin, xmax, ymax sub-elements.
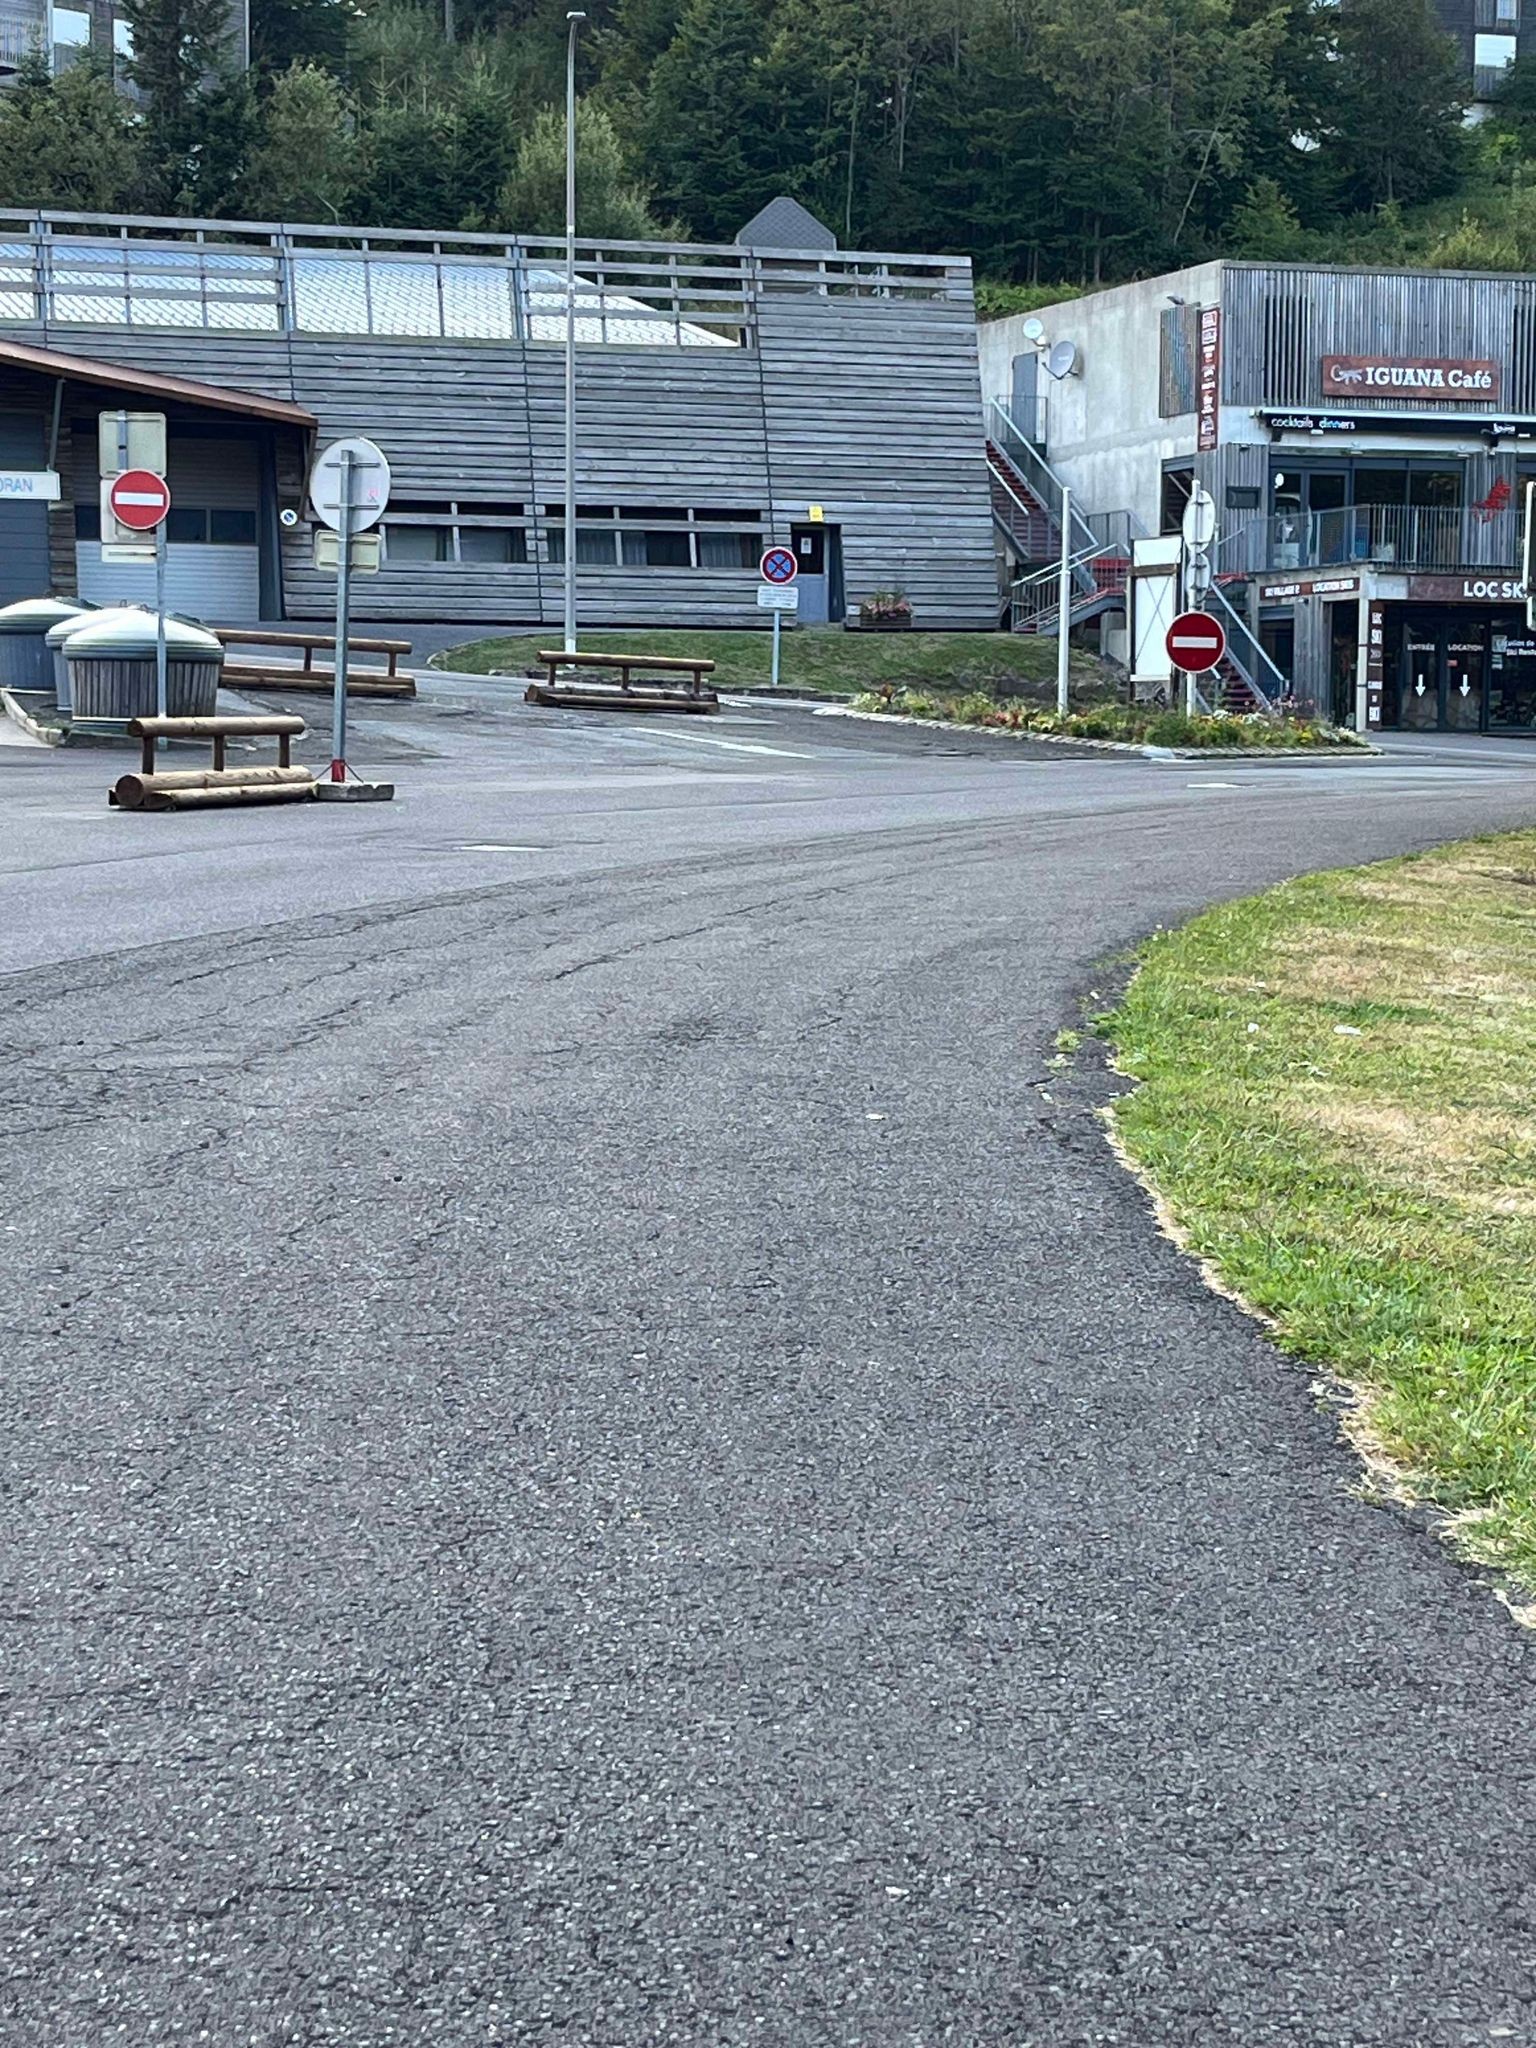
<box><xmin>0</xmin><ymin>204</ymin><xmax>996</xmax><ymax>630</ymax></box>
<box><xmin>1434</xmin><ymin>0</ymin><xmax>1533</xmax><ymax>108</ymax></box>
<box><xmin>0</xmin><ymin>0</ymin><xmax>248</xmax><ymax>82</ymax></box>
<box><xmin>981</xmin><ymin>261</ymin><xmax>1536</xmax><ymax>734</ymax></box>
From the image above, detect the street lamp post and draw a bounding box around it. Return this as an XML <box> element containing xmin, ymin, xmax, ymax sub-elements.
<box><xmin>563</xmin><ymin>9</ymin><xmax>586</xmax><ymax>657</ymax></box>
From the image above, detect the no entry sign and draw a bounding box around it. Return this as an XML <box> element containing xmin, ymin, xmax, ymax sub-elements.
<box><xmin>760</xmin><ymin>545</ymin><xmax>797</xmax><ymax>585</ymax></box>
<box><xmin>1165</xmin><ymin>609</ymin><xmax>1226</xmax><ymax>674</ymax></box>
<box><xmin>108</xmin><ymin>468</ymin><xmax>171</xmax><ymax>531</ymax></box>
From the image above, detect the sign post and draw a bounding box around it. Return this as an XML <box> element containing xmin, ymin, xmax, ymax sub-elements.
<box><xmin>1524</xmin><ymin>482</ymin><xmax>1536</xmax><ymax>635</ymax></box>
<box><xmin>107</xmin><ymin>467</ymin><xmax>172</xmax><ymax>747</ymax></box>
<box><xmin>760</xmin><ymin>545</ymin><xmax>798</xmax><ymax>691</ymax></box>
<box><xmin>1180</xmin><ymin>484</ymin><xmax>1217</xmax><ymax>714</ymax></box>
<box><xmin>309</xmin><ymin>436</ymin><xmax>390</xmax><ymax>784</ymax></box>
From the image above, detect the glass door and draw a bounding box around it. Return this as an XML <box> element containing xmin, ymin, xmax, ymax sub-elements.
<box><xmin>1306</xmin><ymin>470</ymin><xmax>1351</xmax><ymax>563</ymax></box>
<box><xmin>1444</xmin><ymin>632</ymin><xmax>1486</xmax><ymax>733</ymax></box>
<box><xmin>1400</xmin><ymin>625</ymin><xmax>1440</xmax><ymax>730</ymax></box>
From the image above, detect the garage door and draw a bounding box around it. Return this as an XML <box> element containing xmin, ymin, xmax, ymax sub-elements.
<box><xmin>0</xmin><ymin>413</ymin><xmax>51</xmax><ymax>603</ymax></box>
<box><xmin>76</xmin><ymin>433</ymin><xmax>262</xmax><ymax>622</ymax></box>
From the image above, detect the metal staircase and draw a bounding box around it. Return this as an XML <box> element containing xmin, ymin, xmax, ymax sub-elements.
<box><xmin>986</xmin><ymin>394</ymin><xmax>1286</xmax><ymax>718</ymax></box>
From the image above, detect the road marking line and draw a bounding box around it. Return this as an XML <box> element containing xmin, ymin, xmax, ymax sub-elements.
<box><xmin>643</xmin><ymin>728</ymin><xmax>818</xmax><ymax>760</ymax></box>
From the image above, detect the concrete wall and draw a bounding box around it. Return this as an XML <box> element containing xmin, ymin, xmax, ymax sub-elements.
<box><xmin>979</xmin><ymin>264</ymin><xmax>1223</xmax><ymax>538</ymax></box>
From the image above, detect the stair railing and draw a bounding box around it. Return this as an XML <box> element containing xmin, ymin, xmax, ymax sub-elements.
<box><xmin>1201</xmin><ymin>580</ymin><xmax>1284</xmax><ymax>716</ymax></box>
<box><xmin>987</xmin><ymin>396</ymin><xmax>1102</xmax><ymax>559</ymax></box>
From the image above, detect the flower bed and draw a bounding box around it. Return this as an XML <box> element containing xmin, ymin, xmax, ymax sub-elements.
<box><xmin>849</xmin><ymin>688</ymin><xmax>1369</xmax><ymax>751</ymax></box>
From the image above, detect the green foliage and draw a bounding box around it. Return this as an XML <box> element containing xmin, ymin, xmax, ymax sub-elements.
<box><xmin>851</xmin><ymin>687</ymin><xmax>1366</xmax><ymax>749</ymax></box>
<box><xmin>4</xmin><ymin>0</ymin><xmax>1534</xmax><ymax>292</ymax></box>
<box><xmin>498</xmin><ymin>101</ymin><xmax>669</xmax><ymax>237</ymax></box>
<box><xmin>0</xmin><ymin>53</ymin><xmax>144</xmax><ymax>211</ymax></box>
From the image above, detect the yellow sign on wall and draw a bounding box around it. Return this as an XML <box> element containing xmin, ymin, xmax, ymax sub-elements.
<box><xmin>808</xmin><ymin>503</ymin><xmax>824</xmax><ymax>523</ymax></box>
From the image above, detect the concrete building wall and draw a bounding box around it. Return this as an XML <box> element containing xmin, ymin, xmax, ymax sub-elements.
<box><xmin>979</xmin><ymin>264</ymin><xmax>1224</xmax><ymax>538</ymax></box>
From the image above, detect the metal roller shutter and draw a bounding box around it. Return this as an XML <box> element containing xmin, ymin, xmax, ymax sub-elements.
<box><xmin>76</xmin><ymin>432</ymin><xmax>262</xmax><ymax>622</ymax></box>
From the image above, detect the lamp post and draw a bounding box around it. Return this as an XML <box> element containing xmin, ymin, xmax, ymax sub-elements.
<box><xmin>563</xmin><ymin>8</ymin><xmax>586</xmax><ymax>657</ymax></box>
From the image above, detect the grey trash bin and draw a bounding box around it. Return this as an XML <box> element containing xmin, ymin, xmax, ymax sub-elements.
<box><xmin>48</xmin><ymin>606</ymin><xmax>143</xmax><ymax>715</ymax></box>
<box><xmin>66</xmin><ymin>614</ymin><xmax>225</xmax><ymax>722</ymax></box>
<box><xmin>0</xmin><ymin>596</ymin><xmax>88</xmax><ymax>690</ymax></box>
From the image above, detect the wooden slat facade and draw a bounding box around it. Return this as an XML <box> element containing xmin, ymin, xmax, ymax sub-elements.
<box><xmin>0</xmin><ymin>211</ymin><xmax>997</xmax><ymax>629</ymax></box>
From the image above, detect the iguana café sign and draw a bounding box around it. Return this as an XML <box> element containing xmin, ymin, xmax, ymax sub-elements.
<box><xmin>1322</xmin><ymin>354</ymin><xmax>1502</xmax><ymax>401</ymax></box>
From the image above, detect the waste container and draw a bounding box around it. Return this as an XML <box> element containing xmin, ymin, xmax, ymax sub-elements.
<box><xmin>0</xmin><ymin>596</ymin><xmax>88</xmax><ymax>690</ymax></box>
<box><xmin>66</xmin><ymin>613</ymin><xmax>224</xmax><ymax>722</ymax></box>
<box><xmin>48</xmin><ymin>606</ymin><xmax>143</xmax><ymax>714</ymax></box>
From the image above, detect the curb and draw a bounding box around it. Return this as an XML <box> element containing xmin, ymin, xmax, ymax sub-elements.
<box><xmin>1</xmin><ymin>688</ymin><xmax>63</xmax><ymax>747</ymax></box>
<box><xmin>813</xmin><ymin>703</ymin><xmax>1379</xmax><ymax>760</ymax></box>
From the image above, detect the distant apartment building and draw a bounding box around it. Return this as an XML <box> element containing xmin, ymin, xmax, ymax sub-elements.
<box><xmin>0</xmin><ymin>0</ymin><xmax>248</xmax><ymax>80</ymax></box>
<box><xmin>1434</xmin><ymin>0</ymin><xmax>1533</xmax><ymax>107</ymax></box>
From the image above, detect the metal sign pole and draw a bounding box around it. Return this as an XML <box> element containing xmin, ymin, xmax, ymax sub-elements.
<box><xmin>331</xmin><ymin>449</ymin><xmax>353</xmax><ymax>782</ymax></box>
<box><xmin>563</xmin><ymin>11</ymin><xmax>585</xmax><ymax>657</ymax></box>
<box><xmin>1056</xmin><ymin>484</ymin><xmax>1072</xmax><ymax>716</ymax></box>
<box><xmin>154</xmin><ymin>521</ymin><xmax>168</xmax><ymax>755</ymax></box>
<box><xmin>771</xmin><ymin>607</ymin><xmax>782</xmax><ymax>690</ymax></box>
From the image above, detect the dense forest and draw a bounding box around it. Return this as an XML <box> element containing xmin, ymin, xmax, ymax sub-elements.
<box><xmin>6</xmin><ymin>0</ymin><xmax>1536</xmax><ymax>293</ymax></box>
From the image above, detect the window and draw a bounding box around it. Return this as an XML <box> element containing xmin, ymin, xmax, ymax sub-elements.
<box><xmin>1160</xmin><ymin>466</ymin><xmax>1194</xmax><ymax>535</ymax></box>
<box><xmin>1476</xmin><ymin>30</ymin><xmax>1518</xmax><ymax>66</ymax></box>
<box><xmin>381</xmin><ymin>500</ymin><xmax>531</xmax><ymax>566</ymax></box>
<box><xmin>82</xmin><ymin>502</ymin><xmax>258</xmax><ymax>545</ymax></box>
<box><xmin>166</xmin><ymin>507</ymin><xmax>205</xmax><ymax>543</ymax></box>
<box><xmin>386</xmin><ymin>525</ymin><xmax>452</xmax><ymax>562</ymax></box>
<box><xmin>542</xmin><ymin>504</ymin><xmax>763</xmax><ymax>569</ymax></box>
<box><xmin>75</xmin><ymin>501</ymin><xmax>100</xmax><ymax>540</ymax></box>
<box><xmin>51</xmin><ymin>6</ymin><xmax>91</xmax><ymax>45</ymax></box>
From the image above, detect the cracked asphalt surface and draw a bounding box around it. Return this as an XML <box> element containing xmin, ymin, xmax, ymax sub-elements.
<box><xmin>5</xmin><ymin>697</ymin><xmax>1536</xmax><ymax>2046</ymax></box>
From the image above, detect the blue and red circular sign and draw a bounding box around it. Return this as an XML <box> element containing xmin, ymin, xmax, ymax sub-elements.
<box><xmin>760</xmin><ymin>546</ymin><xmax>797</xmax><ymax>585</ymax></box>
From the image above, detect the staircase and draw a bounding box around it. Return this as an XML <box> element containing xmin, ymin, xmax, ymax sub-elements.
<box><xmin>986</xmin><ymin>439</ymin><xmax>1057</xmax><ymax>559</ymax></box>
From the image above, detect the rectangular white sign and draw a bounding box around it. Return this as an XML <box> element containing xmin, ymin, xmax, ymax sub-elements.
<box><xmin>100</xmin><ymin>542</ymin><xmax>156</xmax><ymax>563</ymax></box>
<box><xmin>757</xmin><ymin>585</ymin><xmax>799</xmax><ymax>611</ymax></box>
<box><xmin>0</xmin><ymin>470</ymin><xmax>60</xmax><ymax>501</ymax></box>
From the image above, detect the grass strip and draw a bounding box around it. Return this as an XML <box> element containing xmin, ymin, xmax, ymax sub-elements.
<box><xmin>1106</xmin><ymin>831</ymin><xmax>1536</xmax><ymax>1594</ymax></box>
<box><xmin>435</xmin><ymin>628</ymin><xmax>1112</xmax><ymax>699</ymax></box>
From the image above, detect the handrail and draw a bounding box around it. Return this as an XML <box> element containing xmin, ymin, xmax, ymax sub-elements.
<box><xmin>1203</xmin><ymin>580</ymin><xmax>1283</xmax><ymax>715</ymax></box>
<box><xmin>987</xmin><ymin>396</ymin><xmax>1100</xmax><ymax>560</ymax></box>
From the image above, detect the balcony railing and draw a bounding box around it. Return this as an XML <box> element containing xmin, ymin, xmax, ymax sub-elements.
<box><xmin>1231</xmin><ymin>504</ymin><xmax>1476</xmax><ymax>574</ymax></box>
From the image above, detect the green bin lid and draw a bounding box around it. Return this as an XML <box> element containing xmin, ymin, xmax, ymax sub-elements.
<box><xmin>47</xmin><ymin>605</ymin><xmax>146</xmax><ymax>649</ymax></box>
<box><xmin>0</xmin><ymin>596</ymin><xmax>89</xmax><ymax>634</ymax></box>
<box><xmin>65</xmin><ymin>613</ymin><xmax>224</xmax><ymax>662</ymax></box>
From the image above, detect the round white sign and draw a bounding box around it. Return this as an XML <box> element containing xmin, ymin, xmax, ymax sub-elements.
<box><xmin>308</xmin><ymin>436</ymin><xmax>391</xmax><ymax>534</ymax></box>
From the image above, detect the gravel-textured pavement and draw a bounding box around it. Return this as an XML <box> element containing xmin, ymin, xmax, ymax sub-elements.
<box><xmin>4</xmin><ymin>706</ymin><xmax>1536</xmax><ymax>2046</ymax></box>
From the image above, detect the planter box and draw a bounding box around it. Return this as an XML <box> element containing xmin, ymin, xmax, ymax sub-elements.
<box><xmin>854</xmin><ymin>616</ymin><xmax>914</xmax><ymax>632</ymax></box>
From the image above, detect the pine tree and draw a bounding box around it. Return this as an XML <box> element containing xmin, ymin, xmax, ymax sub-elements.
<box><xmin>240</xmin><ymin>60</ymin><xmax>359</xmax><ymax>218</ymax></box>
<box><xmin>641</xmin><ymin>0</ymin><xmax>777</xmax><ymax>240</ymax></box>
<box><xmin>249</xmin><ymin>0</ymin><xmax>349</xmax><ymax>80</ymax></box>
<box><xmin>1323</xmin><ymin>0</ymin><xmax>1465</xmax><ymax>210</ymax></box>
<box><xmin>497</xmin><ymin>100</ymin><xmax>670</xmax><ymax>237</ymax></box>
<box><xmin>0</xmin><ymin>52</ymin><xmax>144</xmax><ymax>211</ymax></box>
<box><xmin>120</xmin><ymin>0</ymin><xmax>243</xmax><ymax>209</ymax></box>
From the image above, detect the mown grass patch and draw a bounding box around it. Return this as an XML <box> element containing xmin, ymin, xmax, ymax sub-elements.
<box><xmin>1107</xmin><ymin>832</ymin><xmax>1536</xmax><ymax>1594</ymax></box>
<box><xmin>434</xmin><ymin>628</ymin><xmax>1115</xmax><ymax>701</ymax></box>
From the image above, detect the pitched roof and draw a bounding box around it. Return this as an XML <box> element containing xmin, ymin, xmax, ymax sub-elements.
<box><xmin>735</xmin><ymin>196</ymin><xmax>837</xmax><ymax>252</ymax></box>
<box><xmin>0</xmin><ymin>336</ymin><xmax>316</xmax><ymax>427</ymax></box>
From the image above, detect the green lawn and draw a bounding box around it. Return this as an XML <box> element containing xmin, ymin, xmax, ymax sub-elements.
<box><xmin>1107</xmin><ymin>833</ymin><xmax>1536</xmax><ymax>1598</ymax></box>
<box><xmin>434</xmin><ymin>627</ymin><xmax>1116</xmax><ymax>701</ymax></box>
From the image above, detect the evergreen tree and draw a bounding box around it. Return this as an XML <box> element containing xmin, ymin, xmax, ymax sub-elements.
<box><xmin>1322</xmin><ymin>0</ymin><xmax>1465</xmax><ymax>209</ymax></box>
<box><xmin>250</xmin><ymin>0</ymin><xmax>349</xmax><ymax>79</ymax></box>
<box><xmin>497</xmin><ymin>99</ymin><xmax>670</xmax><ymax>236</ymax></box>
<box><xmin>120</xmin><ymin>0</ymin><xmax>242</xmax><ymax>209</ymax></box>
<box><xmin>240</xmin><ymin>60</ymin><xmax>359</xmax><ymax>217</ymax></box>
<box><xmin>0</xmin><ymin>51</ymin><xmax>144</xmax><ymax>211</ymax></box>
<box><xmin>641</xmin><ymin>0</ymin><xmax>778</xmax><ymax>240</ymax></box>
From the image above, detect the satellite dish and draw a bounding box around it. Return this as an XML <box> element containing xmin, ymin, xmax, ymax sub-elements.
<box><xmin>1045</xmin><ymin>339</ymin><xmax>1080</xmax><ymax>380</ymax></box>
<box><xmin>1021</xmin><ymin>316</ymin><xmax>1047</xmax><ymax>345</ymax></box>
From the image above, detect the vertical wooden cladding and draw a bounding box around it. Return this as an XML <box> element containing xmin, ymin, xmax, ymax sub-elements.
<box><xmin>1223</xmin><ymin>265</ymin><xmax>1536</xmax><ymax>412</ymax></box>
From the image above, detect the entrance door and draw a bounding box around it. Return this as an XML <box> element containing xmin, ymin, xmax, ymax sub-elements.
<box><xmin>1400</xmin><ymin>624</ymin><xmax>1441</xmax><ymax>730</ymax></box>
<box><xmin>1444</xmin><ymin>631</ymin><xmax>1485</xmax><ymax>733</ymax></box>
<box><xmin>1398</xmin><ymin>614</ymin><xmax>1488</xmax><ymax>731</ymax></box>
<box><xmin>0</xmin><ymin>414</ymin><xmax>51</xmax><ymax>603</ymax></box>
<box><xmin>789</xmin><ymin>523</ymin><xmax>843</xmax><ymax>626</ymax></box>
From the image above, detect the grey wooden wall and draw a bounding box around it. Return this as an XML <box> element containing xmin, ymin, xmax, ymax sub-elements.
<box><xmin>11</xmin><ymin>289</ymin><xmax>997</xmax><ymax>628</ymax></box>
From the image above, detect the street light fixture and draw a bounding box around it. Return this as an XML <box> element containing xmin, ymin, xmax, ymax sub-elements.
<box><xmin>563</xmin><ymin>9</ymin><xmax>586</xmax><ymax>657</ymax></box>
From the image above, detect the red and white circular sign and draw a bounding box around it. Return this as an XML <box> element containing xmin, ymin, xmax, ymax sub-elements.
<box><xmin>1165</xmin><ymin>609</ymin><xmax>1226</xmax><ymax>674</ymax></box>
<box><xmin>108</xmin><ymin>468</ymin><xmax>171</xmax><ymax>531</ymax></box>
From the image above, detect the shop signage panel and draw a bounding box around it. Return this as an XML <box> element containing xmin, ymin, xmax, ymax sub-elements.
<box><xmin>1197</xmin><ymin>307</ymin><xmax>1221</xmax><ymax>453</ymax></box>
<box><xmin>1322</xmin><ymin>355</ymin><xmax>1502</xmax><ymax>402</ymax></box>
<box><xmin>1407</xmin><ymin>574</ymin><xmax>1527</xmax><ymax>602</ymax></box>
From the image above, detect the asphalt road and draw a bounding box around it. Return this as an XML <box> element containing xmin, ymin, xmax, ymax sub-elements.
<box><xmin>5</xmin><ymin>697</ymin><xmax>1536</xmax><ymax>2046</ymax></box>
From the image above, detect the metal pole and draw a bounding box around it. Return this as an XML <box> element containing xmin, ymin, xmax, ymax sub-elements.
<box><xmin>771</xmin><ymin>606</ymin><xmax>781</xmax><ymax>689</ymax></box>
<box><xmin>154</xmin><ymin>521</ymin><xmax>167</xmax><ymax>756</ymax></box>
<box><xmin>563</xmin><ymin>10</ymin><xmax>586</xmax><ymax>657</ymax></box>
<box><xmin>331</xmin><ymin>450</ymin><xmax>353</xmax><ymax>783</ymax></box>
<box><xmin>1056</xmin><ymin>483</ymin><xmax>1072</xmax><ymax>716</ymax></box>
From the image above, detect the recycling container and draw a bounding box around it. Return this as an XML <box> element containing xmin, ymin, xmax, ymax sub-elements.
<box><xmin>66</xmin><ymin>613</ymin><xmax>224</xmax><ymax>722</ymax></box>
<box><xmin>0</xmin><ymin>596</ymin><xmax>88</xmax><ymax>690</ymax></box>
<box><xmin>49</xmin><ymin>607</ymin><xmax>146</xmax><ymax>715</ymax></box>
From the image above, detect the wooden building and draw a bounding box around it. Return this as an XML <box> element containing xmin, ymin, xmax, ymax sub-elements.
<box><xmin>0</xmin><ymin>208</ymin><xmax>998</xmax><ymax>632</ymax></box>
